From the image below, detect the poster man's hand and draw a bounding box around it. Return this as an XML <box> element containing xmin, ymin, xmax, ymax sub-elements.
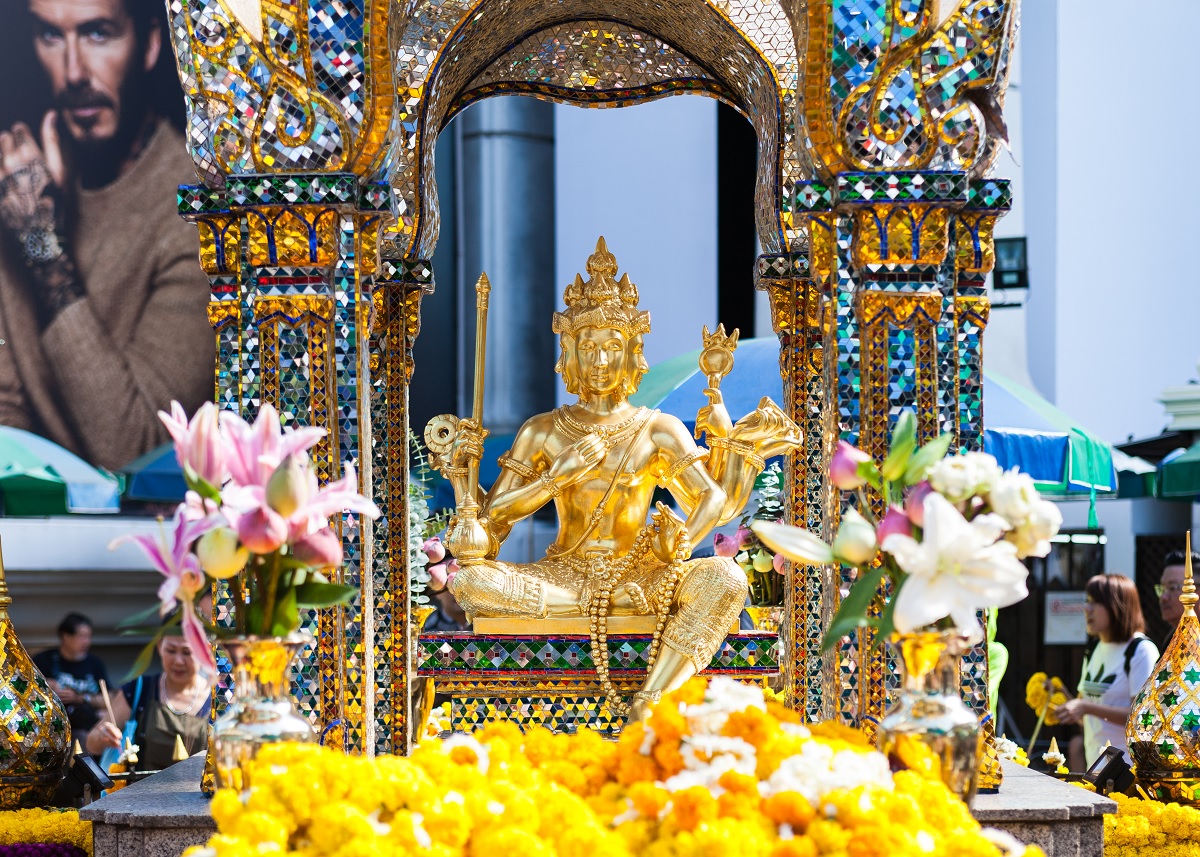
<box><xmin>0</xmin><ymin>112</ymin><xmax>67</xmax><ymax>240</ymax></box>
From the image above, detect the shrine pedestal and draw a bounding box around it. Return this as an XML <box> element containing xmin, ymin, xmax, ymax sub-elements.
<box><xmin>416</xmin><ymin>631</ymin><xmax>780</xmax><ymax>733</ymax></box>
<box><xmin>80</xmin><ymin>754</ymin><xmax>214</xmax><ymax>857</ymax></box>
<box><xmin>972</xmin><ymin>762</ymin><xmax>1116</xmax><ymax>857</ymax></box>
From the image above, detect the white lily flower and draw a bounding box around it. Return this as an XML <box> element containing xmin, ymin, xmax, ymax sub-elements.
<box><xmin>881</xmin><ymin>492</ymin><xmax>1029</xmax><ymax>640</ymax></box>
<box><xmin>753</xmin><ymin>520</ymin><xmax>834</xmax><ymax>566</ymax></box>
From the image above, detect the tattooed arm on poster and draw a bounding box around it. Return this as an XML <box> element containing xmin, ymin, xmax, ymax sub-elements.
<box><xmin>0</xmin><ymin>111</ymin><xmax>82</xmax><ymax>328</ymax></box>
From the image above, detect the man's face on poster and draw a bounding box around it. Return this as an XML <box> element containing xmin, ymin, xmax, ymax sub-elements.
<box><xmin>28</xmin><ymin>0</ymin><xmax>160</xmax><ymax>146</ymax></box>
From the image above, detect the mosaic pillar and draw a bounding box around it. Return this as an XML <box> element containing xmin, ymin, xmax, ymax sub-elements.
<box><xmin>179</xmin><ymin>176</ymin><xmax>392</xmax><ymax>753</ymax></box>
<box><xmin>789</xmin><ymin>172</ymin><xmax>1010</xmax><ymax>726</ymax></box>
<box><xmin>760</xmin><ymin>241</ymin><xmax>836</xmax><ymax>722</ymax></box>
<box><xmin>368</xmin><ymin>256</ymin><xmax>433</xmax><ymax>755</ymax></box>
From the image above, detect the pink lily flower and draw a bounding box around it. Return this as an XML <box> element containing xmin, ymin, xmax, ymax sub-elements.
<box><xmin>429</xmin><ymin>559</ymin><xmax>460</xmax><ymax>592</ymax></box>
<box><xmin>284</xmin><ymin>462</ymin><xmax>381</xmax><ymax>542</ymax></box>
<box><xmin>159</xmin><ymin>401</ymin><xmax>228</xmax><ymax>488</ymax></box>
<box><xmin>831</xmin><ymin>440</ymin><xmax>872</xmax><ymax>490</ymax></box>
<box><xmin>905</xmin><ymin>481</ymin><xmax>934</xmax><ymax>528</ymax></box>
<box><xmin>220</xmin><ymin>404</ymin><xmax>325</xmax><ymax>489</ymax></box>
<box><xmin>238</xmin><ymin>505</ymin><xmax>289</xmax><ymax>554</ymax></box>
<box><xmin>109</xmin><ymin>508</ymin><xmax>221</xmax><ymax>675</ymax></box>
<box><xmin>878</xmin><ymin>504</ymin><xmax>915</xmax><ymax>542</ymax></box>
<box><xmin>292</xmin><ymin>527</ymin><xmax>343</xmax><ymax>568</ymax></box>
<box><xmin>422</xmin><ymin>537</ymin><xmax>446</xmax><ymax>564</ymax></box>
<box><xmin>736</xmin><ymin>525</ymin><xmax>754</xmax><ymax>549</ymax></box>
<box><xmin>713</xmin><ymin>533</ymin><xmax>739</xmax><ymax>558</ymax></box>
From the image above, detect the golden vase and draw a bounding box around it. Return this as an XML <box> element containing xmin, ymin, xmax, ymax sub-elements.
<box><xmin>0</xmin><ymin>537</ymin><xmax>71</xmax><ymax>807</ymax></box>
<box><xmin>211</xmin><ymin>634</ymin><xmax>316</xmax><ymax>791</ymax></box>
<box><xmin>876</xmin><ymin>629</ymin><xmax>983</xmax><ymax>806</ymax></box>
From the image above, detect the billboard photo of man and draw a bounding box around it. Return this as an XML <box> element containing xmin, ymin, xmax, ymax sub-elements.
<box><xmin>0</xmin><ymin>0</ymin><xmax>212</xmax><ymax>471</ymax></box>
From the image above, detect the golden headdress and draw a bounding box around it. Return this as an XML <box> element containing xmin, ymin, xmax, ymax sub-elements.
<box><xmin>552</xmin><ymin>237</ymin><xmax>651</xmax><ymax>338</ymax></box>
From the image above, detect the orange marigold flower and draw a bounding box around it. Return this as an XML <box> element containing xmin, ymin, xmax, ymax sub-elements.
<box><xmin>763</xmin><ymin>792</ymin><xmax>815</xmax><ymax>830</ymax></box>
<box><xmin>652</xmin><ymin>739</ymin><xmax>686</xmax><ymax>779</ymax></box>
<box><xmin>717</xmin><ymin>790</ymin><xmax>761</xmax><ymax>820</ymax></box>
<box><xmin>629</xmin><ymin>781</ymin><xmax>670</xmax><ymax>817</ymax></box>
<box><xmin>670</xmin><ymin>785</ymin><xmax>719</xmax><ymax>832</ymax></box>
<box><xmin>722</xmin><ymin>707</ymin><xmax>779</xmax><ymax>749</ymax></box>
<box><xmin>805</xmin><ymin>720</ymin><xmax>871</xmax><ymax>747</ymax></box>
<box><xmin>766</xmin><ymin>699</ymin><xmax>804</xmax><ymax>725</ymax></box>
<box><xmin>717</xmin><ymin>769</ymin><xmax>759</xmax><ymax>794</ymax></box>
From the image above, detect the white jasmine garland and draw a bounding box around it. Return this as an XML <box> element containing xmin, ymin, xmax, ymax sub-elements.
<box><xmin>759</xmin><ymin>741</ymin><xmax>894</xmax><ymax>805</ymax></box>
<box><xmin>928</xmin><ymin>451</ymin><xmax>1004</xmax><ymax>505</ymax></box>
<box><xmin>993</xmin><ymin>735</ymin><xmax>1022</xmax><ymax>761</ymax></box>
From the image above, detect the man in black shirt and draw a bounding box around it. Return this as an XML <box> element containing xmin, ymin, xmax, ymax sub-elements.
<box><xmin>32</xmin><ymin>612</ymin><xmax>109</xmax><ymax>743</ymax></box>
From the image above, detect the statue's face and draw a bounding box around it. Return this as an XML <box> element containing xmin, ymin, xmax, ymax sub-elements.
<box><xmin>575</xmin><ymin>327</ymin><xmax>631</xmax><ymax>396</ymax></box>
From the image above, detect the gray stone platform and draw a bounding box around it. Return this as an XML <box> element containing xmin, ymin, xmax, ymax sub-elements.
<box><xmin>80</xmin><ymin>754</ymin><xmax>214</xmax><ymax>857</ymax></box>
<box><xmin>972</xmin><ymin>761</ymin><xmax>1117</xmax><ymax>857</ymax></box>
<box><xmin>79</xmin><ymin>755</ymin><xmax>1115</xmax><ymax>857</ymax></box>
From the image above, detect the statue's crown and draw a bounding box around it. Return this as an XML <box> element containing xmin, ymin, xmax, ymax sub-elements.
<box><xmin>553</xmin><ymin>237</ymin><xmax>651</xmax><ymax>338</ymax></box>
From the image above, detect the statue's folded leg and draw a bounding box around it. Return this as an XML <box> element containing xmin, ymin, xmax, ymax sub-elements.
<box><xmin>630</xmin><ymin>557</ymin><xmax>747</xmax><ymax>714</ymax></box>
<box><xmin>448</xmin><ymin>561</ymin><xmax>585</xmax><ymax>619</ymax></box>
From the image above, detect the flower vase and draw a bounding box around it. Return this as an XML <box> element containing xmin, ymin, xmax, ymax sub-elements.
<box><xmin>876</xmin><ymin>629</ymin><xmax>982</xmax><ymax>805</ymax></box>
<box><xmin>212</xmin><ymin>634</ymin><xmax>316</xmax><ymax>791</ymax></box>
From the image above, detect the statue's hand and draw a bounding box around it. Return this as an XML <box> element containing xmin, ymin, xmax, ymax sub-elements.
<box><xmin>448</xmin><ymin>418</ymin><xmax>487</xmax><ymax>468</ymax></box>
<box><xmin>694</xmin><ymin>389</ymin><xmax>733</xmax><ymax>441</ymax></box>
<box><xmin>650</xmin><ymin>501</ymin><xmax>690</xmax><ymax>564</ymax></box>
<box><xmin>546</xmin><ymin>434</ymin><xmax>606</xmax><ymax>487</ymax></box>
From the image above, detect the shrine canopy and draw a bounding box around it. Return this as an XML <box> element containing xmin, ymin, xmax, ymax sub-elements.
<box><xmin>982</xmin><ymin>370</ymin><xmax>1116</xmax><ymax>497</ymax></box>
<box><xmin>629</xmin><ymin>340</ymin><xmax>1116</xmax><ymax>497</ymax></box>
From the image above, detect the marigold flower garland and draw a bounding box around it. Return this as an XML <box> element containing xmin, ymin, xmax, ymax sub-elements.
<box><xmin>0</xmin><ymin>809</ymin><xmax>91</xmax><ymax>856</ymax></box>
<box><xmin>186</xmin><ymin>677</ymin><xmax>1044</xmax><ymax>857</ymax></box>
<box><xmin>1081</xmin><ymin>791</ymin><xmax>1200</xmax><ymax>857</ymax></box>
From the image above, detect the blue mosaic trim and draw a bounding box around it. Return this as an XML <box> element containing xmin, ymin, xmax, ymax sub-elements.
<box><xmin>178</xmin><ymin>176</ymin><xmax>391</xmax><ymax>215</ymax></box>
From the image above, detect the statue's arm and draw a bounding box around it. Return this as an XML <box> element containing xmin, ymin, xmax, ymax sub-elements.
<box><xmin>654</xmin><ymin>416</ymin><xmax>727</xmax><ymax>547</ymax></box>
<box><xmin>481</xmin><ymin>417</ymin><xmax>554</xmax><ymax>532</ymax></box>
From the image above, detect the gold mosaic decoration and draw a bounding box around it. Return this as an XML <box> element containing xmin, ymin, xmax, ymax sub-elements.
<box><xmin>1129</xmin><ymin>532</ymin><xmax>1200</xmax><ymax>803</ymax></box>
<box><xmin>169</xmin><ymin>0</ymin><xmax>1020</xmax><ymax>747</ymax></box>
<box><xmin>0</xmin><ymin>539</ymin><xmax>71</xmax><ymax>808</ymax></box>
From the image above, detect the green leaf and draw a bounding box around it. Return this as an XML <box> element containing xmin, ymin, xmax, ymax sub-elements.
<box><xmin>294</xmin><ymin>582</ymin><xmax>359</xmax><ymax>608</ymax></box>
<box><xmin>270</xmin><ymin>587</ymin><xmax>299</xmax><ymax>638</ymax></box>
<box><xmin>903</xmin><ymin>432</ymin><xmax>954</xmax><ymax>486</ymax></box>
<box><xmin>856</xmin><ymin>460</ymin><xmax>883</xmax><ymax>491</ymax></box>
<box><xmin>880</xmin><ymin>411</ymin><xmax>917</xmax><ymax>482</ymax></box>
<box><xmin>821</xmin><ymin>565</ymin><xmax>887</xmax><ymax>651</ymax></box>
<box><xmin>117</xmin><ymin>602</ymin><xmax>166</xmax><ymax>631</ymax></box>
<box><xmin>124</xmin><ymin>633</ymin><xmax>164</xmax><ymax>683</ymax></box>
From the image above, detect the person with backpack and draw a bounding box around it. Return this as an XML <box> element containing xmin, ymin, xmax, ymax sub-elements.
<box><xmin>1055</xmin><ymin>573</ymin><xmax>1158</xmax><ymax>768</ymax></box>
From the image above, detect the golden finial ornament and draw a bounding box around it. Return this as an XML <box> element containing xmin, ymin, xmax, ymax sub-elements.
<box><xmin>0</xmin><ymin>536</ymin><xmax>72</xmax><ymax>807</ymax></box>
<box><xmin>1127</xmin><ymin>531</ymin><xmax>1200</xmax><ymax>802</ymax></box>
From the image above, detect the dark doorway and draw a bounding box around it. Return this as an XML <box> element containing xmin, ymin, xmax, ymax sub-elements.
<box><xmin>716</xmin><ymin>102</ymin><xmax>757</xmax><ymax>338</ymax></box>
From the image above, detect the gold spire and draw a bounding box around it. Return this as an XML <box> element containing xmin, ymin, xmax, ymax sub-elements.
<box><xmin>1127</xmin><ymin>529</ymin><xmax>1200</xmax><ymax>803</ymax></box>
<box><xmin>0</xmin><ymin>536</ymin><xmax>72</xmax><ymax>807</ymax></box>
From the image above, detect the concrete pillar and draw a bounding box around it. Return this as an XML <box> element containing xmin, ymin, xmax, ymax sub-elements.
<box><xmin>455</xmin><ymin>97</ymin><xmax>557</xmax><ymax>435</ymax></box>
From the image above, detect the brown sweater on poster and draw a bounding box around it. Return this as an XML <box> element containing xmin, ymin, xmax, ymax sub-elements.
<box><xmin>0</xmin><ymin>120</ymin><xmax>213</xmax><ymax>471</ymax></box>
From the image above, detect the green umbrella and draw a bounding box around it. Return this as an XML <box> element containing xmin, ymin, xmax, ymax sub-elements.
<box><xmin>1159</xmin><ymin>442</ymin><xmax>1200</xmax><ymax>499</ymax></box>
<box><xmin>0</xmin><ymin>426</ymin><xmax>121</xmax><ymax>515</ymax></box>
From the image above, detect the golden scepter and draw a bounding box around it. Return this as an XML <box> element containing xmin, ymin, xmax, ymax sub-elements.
<box><xmin>429</xmin><ymin>273</ymin><xmax>491</xmax><ymax>564</ymax></box>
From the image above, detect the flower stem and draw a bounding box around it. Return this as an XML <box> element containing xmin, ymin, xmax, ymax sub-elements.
<box><xmin>261</xmin><ymin>550</ymin><xmax>282</xmax><ymax>635</ymax></box>
<box><xmin>1027</xmin><ymin>705</ymin><xmax>1048</xmax><ymax>756</ymax></box>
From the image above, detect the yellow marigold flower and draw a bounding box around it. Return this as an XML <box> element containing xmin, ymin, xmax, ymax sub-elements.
<box><xmin>805</xmin><ymin>720</ymin><xmax>871</xmax><ymax>748</ymax></box>
<box><xmin>615</xmin><ymin>817</ymin><xmax>657</xmax><ymax>853</ymax></box>
<box><xmin>629</xmin><ymin>781</ymin><xmax>671</xmax><ymax>817</ymax></box>
<box><xmin>766</xmin><ymin>699</ymin><xmax>804</xmax><ymax>725</ymax></box>
<box><xmin>806</xmin><ymin>818</ymin><xmax>852</xmax><ymax>853</ymax></box>
<box><xmin>468</xmin><ymin>826</ymin><xmax>555</xmax><ymax>857</ymax></box>
<box><xmin>718</xmin><ymin>790</ymin><xmax>762</xmax><ymax>821</ymax></box>
<box><xmin>770</xmin><ymin>838</ymin><xmax>819</xmax><ymax>857</ymax></box>
<box><xmin>670</xmin><ymin>785</ymin><xmax>720</xmax><ymax>832</ymax></box>
<box><xmin>667</xmin><ymin>676</ymin><xmax>709</xmax><ymax>707</ymax></box>
<box><xmin>307</xmin><ymin>802</ymin><xmax>381</xmax><ymax>853</ymax></box>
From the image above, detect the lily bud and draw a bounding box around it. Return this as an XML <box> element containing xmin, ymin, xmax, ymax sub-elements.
<box><xmin>160</xmin><ymin>401</ymin><xmax>228</xmax><ymax>489</ymax></box>
<box><xmin>752</xmin><ymin>550</ymin><xmax>775</xmax><ymax>573</ymax></box>
<box><xmin>772</xmin><ymin>552</ymin><xmax>786</xmax><ymax>574</ymax></box>
<box><xmin>736</xmin><ymin>526</ymin><xmax>754</xmax><ymax>549</ymax></box>
<box><xmin>877</xmin><ymin>505</ymin><xmax>914</xmax><ymax>543</ymax></box>
<box><xmin>713</xmin><ymin>533</ymin><xmax>739</xmax><ymax>558</ymax></box>
<box><xmin>905</xmin><ymin>481</ymin><xmax>934</xmax><ymax>528</ymax></box>
<box><xmin>265</xmin><ymin>454</ymin><xmax>310</xmax><ymax>518</ymax></box>
<box><xmin>421</xmin><ymin>537</ymin><xmax>446</xmax><ymax>564</ymax></box>
<box><xmin>237</xmin><ymin>506</ymin><xmax>288</xmax><ymax>554</ymax></box>
<box><xmin>292</xmin><ymin>528</ymin><xmax>343</xmax><ymax>568</ymax></box>
<box><xmin>831</xmin><ymin>508</ymin><xmax>877</xmax><ymax>566</ymax></box>
<box><xmin>195</xmin><ymin>527</ymin><xmax>248</xmax><ymax>580</ymax></box>
<box><xmin>428</xmin><ymin>561</ymin><xmax>450</xmax><ymax>591</ymax></box>
<box><xmin>445</xmin><ymin>559</ymin><xmax>460</xmax><ymax>588</ymax></box>
<box><xmin>830</xmin><ymin>441</ymin><xmax>871</xmax><ymax>490</ymax></box>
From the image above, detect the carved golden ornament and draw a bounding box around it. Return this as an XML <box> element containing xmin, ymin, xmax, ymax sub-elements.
<box><xmin>207</xmin><ymin>302</ymin><xmax>241</xmax><ymax>331</ymax></box>
<box><xmin>246</xmin><ymin>208</ymin><xmax>339</xmax><ymax>268</ymax></box>
<box><xmin>1128</xmin><ymin>531</ymin><xmax>1200</xmax><ymax>802</ymax></box>
<box><xmin>977</xmin><ymin>714</ymin><xmax>1004</xmax><ymax>792</ymax></box>
<box><xmin>195</xmin><ymin>214</ymin><xmax>240</xmax><ymax>275</ymax></box>
<box><xmin>699</xmin><ymin>323</ymin><xmax>739</xmax><ymax>387</ymax></box>
<box><xmin>552</xmin><ymin>236</ymin><xmax>650</xmax><ymax>338</ymax></box>
<box><xmin>850</xmin><ymin>204</ymin><xmax>953</xmax><ymax>269</ymax></box>
<box><xmin>955</xmin><ymin>213</ymin><xmax>999</xmax><ymax>274</ymax></box>
<box><xmin>0</xmin><ymin>537</ymin><xmax>71</xmax><ymax>808</ymax></box>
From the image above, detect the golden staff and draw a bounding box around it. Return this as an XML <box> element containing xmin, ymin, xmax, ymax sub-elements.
<box><xmin>467</xmin><ymin>272</ymin><xmax>491</xmax><ymax>502</ymax></box>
